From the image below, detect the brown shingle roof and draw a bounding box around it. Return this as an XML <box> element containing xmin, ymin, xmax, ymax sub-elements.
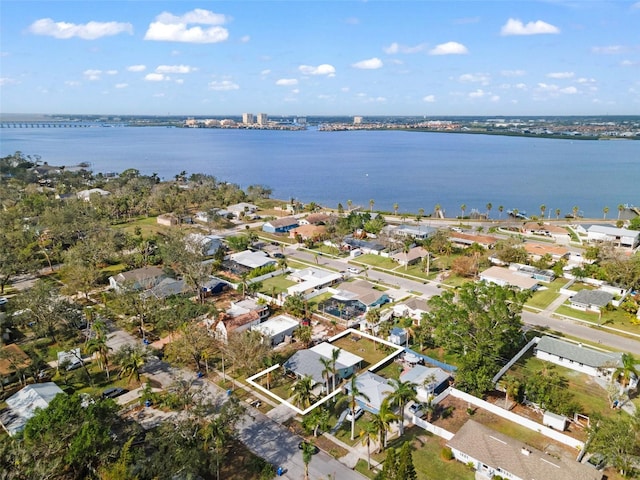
<box><xmin>0</xmin><ymin>344</ymin><xmax>31</xmax><ymax>376</ymax></box>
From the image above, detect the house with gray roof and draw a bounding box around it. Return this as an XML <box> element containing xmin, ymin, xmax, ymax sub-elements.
<box><xmin>447</xmin><ymin>420</ymin><xmax>602</xmax><ymax>480</ymax></box>
<box><xmin>262</xmin><ymin>216</ymin><xmax>299</xmax><ymax>233</ymax></box>
<box><xmin>534</xmin><ymin>336</ymin><xmax>623</xmax><ymax>379</ymax></box>
<box><xmin>400</xmin><ymin>365</ymin><xmax>450</xmax><ymax>401</ymax></box>
<box><xmin>0</xmin><ymin>382</ymin><xmax>65</xmax><ymax>436</ymax></box>
<box><xmin>392</xmin><ymin>224</ymin><xmax>437</xmax><ymax>240</ymax></box>
<box><xmin>344</xmin><ymin>371</ymin><xmax>393</xmax><ymax>414</ymax></box>
<box><xmin>586</xmin><ymin>224</ymin><xmax>640</xmax><ymax>249</ymax></box>
<box><xmin>569</xmin><ymin>289</ymin><xmax>614</xmax><ymax>312</ymax></box>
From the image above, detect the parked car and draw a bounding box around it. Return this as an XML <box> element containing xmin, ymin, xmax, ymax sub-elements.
<box><xmin>347</xmin><ymin>267</ymin><xmax>361</xmax><ymax>275</ymax></box>
<box><xmin>297</xmin><ymin>442</ymin><xmax>319</xmax><ymax>454</ymax></box>
<box><xmin>102</xmin><ymin>387</ymin><xmax>128</xmax><ymax>399</ymax></box>
<box><xmin>272</xmin><ymin>252</ymin><xmax>285</xmax><ymax>259</ymax></box>
<box><xmin>345</xmin><ymin>407</ymin><xmax>364</xmax><ymax>421</ymax></box>
<box><xmin>408</xmin><ymin>403</ymin><xmax>424</xmax><ymax>418</ymax></box>
<box><xmin>65</xmin><ymin>360</ymin><xmax>84</xmax><ymax>371</ymax></box>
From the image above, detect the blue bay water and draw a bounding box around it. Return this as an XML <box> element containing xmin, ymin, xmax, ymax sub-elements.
<box><xmin>1</xmin><ymin>126</ymin><xmax>638</xmax><ymax>219</ymax></box>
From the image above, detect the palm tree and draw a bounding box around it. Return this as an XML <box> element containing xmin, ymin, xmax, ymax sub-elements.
<box><xmin>86</xmin><ymin>335</ymin><xmax>112</xmax><ymax>380</ymax></box>
<box><xmin>423</xmin><ymin>395</ymin><xmax>436</xmax><ymax>423</ymax></box>
<box><xmin>618</xmin><ymin>204</ymin><xmax>625</xmax><ymax>220</ymax></box>
<box><xmin>117</xmin><ymin>345</ymin><xmax>147</xmax><ymax>386</ymax></box>
<box><xmin>555</xmin><ymin>208</ymin><xmax>561</xmax><ymax>219</ymax></box>
<box><xmin>612</xmin><ymin>353</ymin><xmax>639</xmax><ymax>396</ymax></box>
<box><xmin>291</xmin><ymin>375</ymin><xmax>315</xmax><ymax>409</ymax></box>
<box><xmin>486</xmin><ymin>202</ymin><xmax>492</xmax><ymax>219</ymax></box>
<box><xmin>301</xmin><ymin>441</ymin><xmax>316</xmax><ymax>480</ymax></box>
<box><xmin>540</xmin><ymin>204</ymin><xmax>546</xmax><ymax>219</ymax></box>
<box><xmin>393</xmin><ymin>203</ymin><xmax>399</xmax><ymax>216</ymax></box>
<box><xmin>330</xmin><ymin>347</ymin><xmax>340</xmax><ymax>393</ymax></box>
<box><xmin>603</xmin><ymin>206</ymin><xmax>610</xmax><ymax>220</ymax></box>
<box><xmin>371</xmin><ymin>400</ymin><xmax>398</xmax><ymax>451</ymax></box>
<box><xmin>460</xmin><ymin>204</ymin><xmax>466</xmax><ymax>219</ymax></box>
<box><xmin>498</xmin><ymin>205</ymin><xmax>504</xmax><ymax>219</ymax></box>
<box><xmin>417</xmin><ymin>208</ymin><xmax>424</xmax><ymax>224</ymax></box>
<box><xmin>347</xmin><ymin>199</ymin><xmax>353</xmax><ymax>211</ymax></box>
<box><xmin>360</xmin><ymin>422</ymin><xmax>379</xmax><ymax>470</ymax></box>
<box><xmin>319</xmin><ymin>356</ymin><xmax>333</xmax><ymax>395</ymax></box>
<box><xmin>434</xmin><ymin>204</ymin><xmax>442</xmax><ymax>219</ymax></box>
<box><xmin>386</xmin><ymin>378</ymin><xmax>417</xmax><ymax>436</ymax></box>
<box><xmin>572</xmin><ymin>205</ymin><xmax>580</xmax><ymax>219</ymax></box>
<box><xmin>501</xmin><ymin>375</ymin><xmax>521</xmax><ymax>409</ymax></box>
<box><xmin>203</xmin><ymin>416</ymin><xmax>228</xmax><ymax>480</ymax></box>
<box><xmin>345</xmin><ymin>376</ymin><xmax>371</xmax><ymax>440</ymax></box>
<box><xmin>369</xmin><ymin>199</ymin><xmax>375</xmax><ymax>212</ymax></box>
<box><xmin>278</xmin><ymin>257</ymin><xmax>288</xmax><ymax>274</ymax></box>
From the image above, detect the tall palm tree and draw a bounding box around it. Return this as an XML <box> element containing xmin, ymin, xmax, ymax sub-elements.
<box><xmin>369</xmin><ymin>199</ymin><xmax>375</xmax><ymax>212</ymax></box>
<box><xmin>540</xmin><ymin>204</ymin><xmax>546</xmax><ymax>219</ymax></box>
<box><xmin>203</xmin><ymin>416</ymin><xmax>228</xmax><ymax>480</ymax></box>
<box><xmin>434</xmin><ymin>204</ymin><xmax>442</xmax><ymax>219</ymax></box>
<box><xmin>345</xmin><ymin>376</ymin><xmax>371</xmax><ymax>440</ymax></box>
<box><xmin>618</xmin><ymin>204</ymin><xmax>625</xmax><ymax>220</ymax></box>
<box><xmin>498</xmin><ymin>205</ymin><xmax>504</xmax><ymax>219</ymax></box>
<box><xmin>386</xmin><ymin>378</ymin><xmax>417</xmax><ymax>435</ymax></box>
<box><xmin>612</xmin><ymin>353</ymin><xmax>639</xmax><ymax>396</ymax></box>
<box><xmin>347</xmin><ymin>199</ymin><xmax>353</xmax><ymax>211</ymax></box>
<box><xmin>117</xmin><ymin>346</ymin><xmax>147</xmax><ymax>385</ymax></box>
<box><xmin>330</xmin><ymin>347</ymin><xmax>340</xmax><ymax>393</ymax></box>
<box><xmin>360</xmin><ymin>422</ymin><xmax>379</xmax><ymax>470</ymax></box>
<box><xmin>555</xmin><ymin>208</ymin><xmax>561</xmax><ymax>219</ymax></box>
<box><xmin>371</xmin><ymin>400</ymin><xmax>398</xmax><ymax>451</ymax></box>
<box><xmin>460</xmin><ymin>204</ymin><xmax>466</xmax><ymax>219</ymax></box>
<box><xmin>603</xmin><ymin>206</ymin><xmax>610</xmax><ymax>220</ymax></box>
<box><xmin>301</xmin><ymin>441</ymin><xmax>316</xmax><ymax>480</ymax></box>
<box><xmin>393</xmin><ymin>203</ymin><xmax>399</xmax><ymax>216</ymax></box>
<box><xmin>572</xmin><ymin>205</ymin><xmax>580</xmax><ymax>219</ymax></box>
<box><xmin>86</xmin><ymin>335</ymin><xmax>112</xmax><ymax>380</ymax></box>
<box><xmin>319</xmin><ymin>356</ymin><xmax>333</xmax><ymax>395</ymax></box>
<box><xmin>291</xmin><ymin>375</ymin><xmax>315</xmax><ymax>409</ymax></box>
<box><xmin>486</xmin><ymin>203</ymin><xmax>492</xmax><ymax>219</ymax></box>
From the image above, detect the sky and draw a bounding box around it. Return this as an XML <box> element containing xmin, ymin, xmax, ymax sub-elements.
<box><xmin>1</xmin><ymin>1</ymin><xmax>640</xmax><ymax>117</ymax></box>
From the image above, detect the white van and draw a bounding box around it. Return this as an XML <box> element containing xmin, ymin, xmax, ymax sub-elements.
<box><xmin>347</xmin><ymin>267</ymin><xmax>361</xmax><ymax>275</ymax></box>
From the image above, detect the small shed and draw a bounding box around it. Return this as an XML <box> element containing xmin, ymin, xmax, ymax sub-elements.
<box><xmin>543</xmin><ymin>411</ymin><xmax>567</xmax><ymax>431</ymax></box>
<box><xmin>388</xmin><ymin>327</ymin><xmax>407</xmax><ymax>346</ymax></box>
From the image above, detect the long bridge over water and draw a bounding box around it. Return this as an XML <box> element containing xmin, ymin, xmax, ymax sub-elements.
<box><xmin>0</xmin><ymin>122</ymin><xmax>127</xmax><ymax>128</ymax></box>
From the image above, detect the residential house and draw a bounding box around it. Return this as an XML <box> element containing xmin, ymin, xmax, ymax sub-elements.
<box><xmin>335</xmin><ymin>280</ymin><xmax>391</xmax><ymax>310</ymax></box>
<box><xmin>201</xmin><ymin>276</ymin><xmax>228</xmax><ymax>296</ymax></box>
<box><xmin>76</xmin><ymin>188</ymin><xmax>111</xmax><ymax>201</ymax></box>
<box><xmin>252</xmin><ymin>314</ymin><xmax>299</xmax><ymax>346</ymax></box>
<box><xmin>156</xmin><ymin>213</ymin><xmax>179</xmax><ymax>226</ymax></box>
<box><xmin>522</xmin><ymin>222</ymin><xmax>571</xmax><ymax>244</ymax></box>
<box><xmin>569</xmin><ymin>290</ymin><xmax>614</xmax><ymax>313</ymax></box>
<box><xmin>392</xmin><ymin>224</ymin><xmax>437</xmax><ymax>240</ymax></box>
<box><xmin>449</xmin><ymin>232</ymin><xmax>498</xmax><ymax>249</ymax></box>
<box><xmin>399</xmin><ymin>365</ymin><xmax>450</xmax><ymax>401</ymax></box>
<box><xmin>289</xmin><ymin>224</ymin><xmax>327</xmax><ymax>241</ymax></box>
<box><xmin>227</xmin><ymin>202</ymin><xmax>259</xmax><ymax>219</ymax></box>
<box><xmin>0</xmin><ymin>344</ymin><xmax>31</xmax><ymax>385</ymax></box>
<box><xmin>479</xmin><ymin>266</ymin><xmax>539</xmax><ymax>291</ymax></box>
<box><xmin>447</xmin><ymin>420</ymin><xmax>601</xmax><ymax>480</ymax></box>
<box><xmin>523</xmin><ymin>242</ymin><xmax>570</xmax><ymax>262</ymax></box>
<box><xmin>514</xmin><ymin>265</ymin><xmax>555</xmax><ymax>283</ymax></box>
<box><xmin>262</xmin><ymin>217</ymin><xmax>299</xmax><ymax>234</ymax></box>
<box><xmin>390</xmin><ymin>246</ymin><xmax>429</xmax><ymax>267</ymax></box>
<box><xmin>214</xmin><ymin>311</ymin><xmax>261</xmax><ymax>343</ymax></box>
<box><xmin>0</xmin><ymin>382</ymin><xmax>65</xmax><ymax>436</ymax></box>
<box><xmin>342</xmin><ymin>236</ymin><xmax>386</xmax><ymax>255</ymax></box>
<box><xmin>344</xmin><ymin>371</ymin><xmax>393</xmax><ymax>414</ymax></box>
<box><xmin>310</xmin><ymin>342</ymin><xmax>362</xmax><ymax>378</ymax></box>
<box><xmin>392</xmin><ymin>297</ymin><xmax>429</xmax><ymax>324</ymax></box>
<box><xmin>227</xmin><ymin>297</ymin><xmax>269</xmax><ymax>321</ymax></box>
<box><xmin>388</xmin><ymin>327</ymin><xmax>408</xmax><ymax>346</ymax></box>
<box><xmin>534</xmin><ymin>336</ymin><xmax>624</xmax><ymax>380</ymax></box>
<box><xmin>228</xmin><ymin>250</ymin><xmax>276</xmax><ymax>270</ymax></box>
<box><xmin>108</xmin><ymin>266</ymin><xmax>166</xmax><ymax>292</ymax></box>
<box><xmin>299</xmin><ymin>213</ymin><xmax>331</xmax><ymax>225</ymax></box>
<box><xmin>140</xmin><ymin>277</ymin><xmax>188</xmax><ymax>300</ymax></box>
<box><xmin>186</xmin><ymin>233</ymin><xmax>223</xmax><ymax>256</ymax></box>
<box><xmin>587</xmin><ymin>225</ymin><xmax>640</xmax><ymax>249</ymax></box>
<box><xmin>287</xmin><ymin>267</ymin><xmax>343</xmax><ymax>296</ymax></box>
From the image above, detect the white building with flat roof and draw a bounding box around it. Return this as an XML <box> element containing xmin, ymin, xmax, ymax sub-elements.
<box><xmin>252</xmin><ymin>314</ymin><xmax>299</xmax><ymax>346</ymax></box>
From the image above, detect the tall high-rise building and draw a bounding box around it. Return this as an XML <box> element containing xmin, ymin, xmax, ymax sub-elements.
<box><xmin>256</xmin><ymin>113</ymin><xmax>268</xmax><ymax>125</ymax></box>
<box><xmin>242</xmin><ymin>113</ymin><xmax>254</xmax><ymax>124</ymax></box>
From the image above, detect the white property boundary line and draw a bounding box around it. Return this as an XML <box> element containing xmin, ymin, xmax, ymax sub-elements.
<box><xmin>245</xmin><ymin>328</ymin><xmax>405</xmax><ymax>415</ymax></box>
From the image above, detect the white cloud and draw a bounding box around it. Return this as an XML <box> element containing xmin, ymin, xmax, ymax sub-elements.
<box><xmin>383</xmin><ymin>42</ymin><xmax>426</xmax><ymax>54</ymax></box>
<box><xmin>429</xmin><ymin>42</ymin><xmax>468</xmax><ymax>55</ymax></box>
<box><xmin>422</xmin><ymin>95</ymin><xmax>436</xmax><ymax>103</ymax></box>
<box><xmin>501</xmin><ymin>70</ymin><xmax>526</xmax><ymax>77</ymax></box>
<box><xmin>536</xmin><ymin>82</ymin><xmax>558</xmax><ymax>92</ymax></box>
<box><xmin>65</xmin><ymin>80</ymin><xmax>81</xmax><ymax>87</ymax></box>
<box><xmin>240</xmin><ymin>35</ymin><xmax>250</xmax><ymax>43</ymax></box>
<box><xmin>547</xmin><ymin>71</ymin><xmax>574</xmax><ymax>79</ymax></box>
<box><xmin>459</xmin><ymin>73</ymin><xmax>491</xmax><ymax>85</ymax></box>
<box><xmin>174</xmin><ymin>79</ymin><xmax>184</xmax><ymax>85</ymax></box>
<box><xmin>145</xmin><ymin>73</ymin><xmax>169</xmax><ymax>82</ymax></box>
<box><xmin>105</xmin><ymin>70</ymin><xmax>118</xmax><ymax>75</ymax></box>
<box><xmin>144</xmin><ymin>9</ymin><xmax>229</xmax><ymax>43</ymax></box>
<box><xmin>28</xmin><ymin>18</ymin><xmax>133</xmax><ymax>39</ymax></box>
<box><xmin>560</xmin><ymin>86</ymin><xmax>578</xmax><ymax>94</ymax></box>
<box><xmin>592</xmin><ymin>45</ymin><xmax>625</xmax><ymax>54</ymax></box>
<box><xmin>83</xmin><ymin>69</ymin><xmax>102</xmax><ymax>80</ymax></box>
<box><xmin>468</xmin><ymin>89</ymin><xmax>486</xmax><ymax>98</ymax></box>
<box><xmin>208</xmin><ymin>80</ymin><xmax>239</xmax><ymax>91</ymax></box>
<box><xmin>260</xmin><ymin>69</ymin><xmax>271</xmax><ymax>76</ymax></box>
<box><xmin>298</xmin><ymin>64</ymin><xmax>336</xmax><ymax>76</ymax></box>
<box><xmin>153</xmin><ymin>93</ymin><xmax>165</xmax><ymax>97</ymax></box>
<box><xmin>351</xmin><ymin>58</ymin><xmax>383</xmax><ymax>69</ymax></box>
<box><xmin>0</xmin><ymin>77</ymin><xmax>18</xmax><ymax>86</ymax></box>
<box><xmin>127</xmin><ymin>65</ymin><xmax>146</xmax><ymax>72</ymax></box>
<box><xmin>291</xmin><ymin>89</ymin><xmax>300</xmax><ymax>94</ymax></box>
<box><xmin>491</xmin><ymin>95</ymin><xmax>500</xmax><ymax>102</ymax></box>
<box><xmin>576</xmin><ymin>77</ymin><xmax>596</xmax><ymax>84</ymax></box>
<box><xmin>621</xmin><ymin>60</ymin><xmax>639</xmax><ymax>67</ymax></box>
<box><xmin>500</xmin><ymin>18</ymin><xmax>560</xmax><ymax>36</ymax></box>
<box><xmin>276</xmin><ymin>78</ymin><xmax>298</xmax><ymax>86</ymax></box>
<box><xmin>515</xmin><ymin>83</ymin><xmax>528</xmax><ymax>90</ymax></box>
<box><xmin>156</xmin><ymin>65</ymin><xmax>196</xmax><ymax>74</ymax></box>
<box><xmin>115</xmin><ymin>83</ymin><xmax>128</xmax><ymax>88</ymax></box>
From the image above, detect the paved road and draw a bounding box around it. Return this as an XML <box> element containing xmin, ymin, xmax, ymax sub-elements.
<box><xmin>105</xmin><ymin>324</ymin><xmax>365</xmax><ymax>480</ymax></box>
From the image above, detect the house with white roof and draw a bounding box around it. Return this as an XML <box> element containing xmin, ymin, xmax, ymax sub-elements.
<box><xmin>587</xmin><ymin>225</ymin><xmax>640</xmax><ymax>249</ymax></box>
<box><xmin>186</xmin><ymin>233</ymin><xmax>223</xmax><ymax>256</ymax></box>
<box><xmin>77</xmin><ymin>188</ymin><xmax>111</xmax><ymax>201</ymax></box>
<box><xmin>252</xmin><ymin>314</ymin><xmax>299</xmax><ymax>346</ymax></box>
<box><xmin>287</xmin><ymin>267</ymin><xmax>343</xmax><ymax>296</ymax></box>
<box><xmin>310</xmin><ymin>342</ymin><xmax>363</xmax><ymax>378</ymax></box>
<box><xmin>0</xmin><ymin>382</ymin><xmax>65</xmax><ymax>436</ymax></box>
<box><xmin>229</xmin><ymin>250</ymin><xmax>276</xmax><ymax>270</ymax></box>
<box><xmin>226</xmin><ymin>202</ymin><xmax>258</xmax><ymax>219</ymax></box>
<box><xmin>400</xmin><ymin>365</ymin><xmax>450</xmax><ymax>401</ymax></box>
<box><xmin>479</xmin><ymin>266</ymin><xmax>540</xmax><ymax>291</ymax></box>
<box><xmin>392</xmin><ymin>224</ymin><xmax>437</xmax><ymax>240</ymax></box>
<box><xmin>393</xmin><ymin>297</ymin><xmax>430</xmax><ymax>324</ymax></box>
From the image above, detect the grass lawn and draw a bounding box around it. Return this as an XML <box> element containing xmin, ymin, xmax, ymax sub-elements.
<box><xmin>113</xmin><ymin>216</ymin><xmax>169</xmax><ymax>237</ymax></box>
<box><xmin>331</xmin><ymin>334</ymin><xmax>392</xmax><ymax>370</ymax></box>
<box><xmin>554</xmin><ymin>305</ymin><xmax>640</xmax><ymax>336</ymax></box>
<box><xmin>526</xmin><ymin>278</ymin><xmax>566</xmax><ymax>310</ymax></box>
<box><xmin>356</xmin><ymin>254</ymin><xmax>397</xmax><ymax>269</ymax></box>
<box><xmin>259</xmin><ymin>275</ymin><xmax>296</xmax><ymax>295</ymax></box>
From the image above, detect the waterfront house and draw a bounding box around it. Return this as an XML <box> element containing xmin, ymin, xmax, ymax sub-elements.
<box><xmin>449</xmin><ymin>232</ymin><xmax>498</xmax><ymax>249</ymax></box>
<box><xmin>447</xmin><ymin>420</ymin><xmax>601</xmax><ymax>480</ymax></box>
<box><xmin>586</xmin><ymin>225</ymin><xmax>640</xmax><ymax>249</ymax></box>
<box><xmin>391</xmin><ymin>224</ymin><xmax>437</xmax><ymax>240</ymax></box>
<box><xmin>521</xmin><ymin>222</ymin><xmax>571</xmax><ymax>244</ymax></box>
<box><xmin>263</xmin><ymin>216</ymin><xmax>299</xmax><ymax>234</ymax></box>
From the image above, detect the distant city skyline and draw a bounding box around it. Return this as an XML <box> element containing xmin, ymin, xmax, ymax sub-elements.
<box><xmin>1</xmin><ymin>1</ymin><xmax>639</xmax><ymax>116</ymax></box>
